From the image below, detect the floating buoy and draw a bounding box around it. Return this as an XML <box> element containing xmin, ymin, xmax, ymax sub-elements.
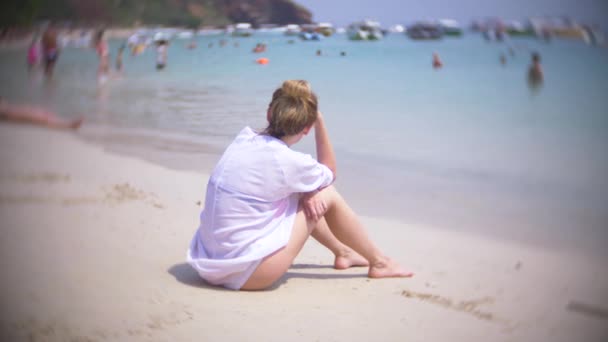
<box><xmin>256</xmin><ymin>57</ymin><xmax>269</xmax><ymax>65</ymax></box>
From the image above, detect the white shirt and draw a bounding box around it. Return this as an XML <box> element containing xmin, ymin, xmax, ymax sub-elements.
<box><xmin>187</xmin><ymin>127</ymin><xmax>334</xmax><ymax>289</ymax></box>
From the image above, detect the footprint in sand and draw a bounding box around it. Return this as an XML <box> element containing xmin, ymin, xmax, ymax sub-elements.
<box><xmin>103</xmin><ymin>183</ymin><xmax>165</xmax><ymax>209</ymax></box>
<box><xmin>0</xmin><ymin>172</ymin><xmax>71</xmax><ymax>183</ymax></box>
<box><xmin>401</xmin><ymin>289</ymin><xmax>498</xmax><ymax>322</ymax></box>
<box><xmin>0</xmin><ymin>183</ymin><xmax>165</xmax><ymax>209</ymax></box>
<box><xmin>7</xmin><ymin>318</ymin><xmax>100</xmax><ymax>342</ymax></box>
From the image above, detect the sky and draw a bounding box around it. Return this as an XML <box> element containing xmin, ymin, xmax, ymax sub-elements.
<box><xmin>296</xmin><ymin>0</ymin><xmax>608</xmax><ymax>28</ymax></box>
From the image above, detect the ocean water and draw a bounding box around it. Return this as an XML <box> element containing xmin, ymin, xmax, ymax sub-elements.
<box><xmin>1</xmin><ymin>33</ymin><xmax>607</xmax><ymax>256</ymax></box>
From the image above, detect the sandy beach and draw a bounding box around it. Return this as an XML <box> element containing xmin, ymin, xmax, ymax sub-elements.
<box><xmin>0</xmin><ymin>123</ymin><xmax>607</xmax><ymax>342</ymax></box>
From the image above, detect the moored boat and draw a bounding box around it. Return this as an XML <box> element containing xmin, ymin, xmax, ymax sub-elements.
<box><xmin>347</xmin><ymin>20</ymin><xmax>383</xmax><ymax>41</ymax></box>
<box><xmin>438</xmin><ymin>19</ymin><xmax>462</xmax><ymax>36</ymax></box>
<box><xmin>407</xmin><ymin>22</ymin><xmax>443</xmax><ymax>40</ymax></box>
<box><xmin>231</xmin><ymin>23</ymin><xmax>253</xmax><ymax>37</ymax></box>
<box><xmin>316</xmin><ymin>22</ymin><xmax>334</xmax><ymax>37</ymax></box>
<box><xmin>284</xmin><ymin>24</ymin><xmax>301</xmax><ymax>36</ymax></box>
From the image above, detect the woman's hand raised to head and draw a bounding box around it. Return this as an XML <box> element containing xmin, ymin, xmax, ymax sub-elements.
<box><xmin>313</xmin><ymin>110</ymin><xmax>337</xmax><ymax>178</ymax></box>
<box><xmin>316</xmin><ymin>110</ymin><xmax>324</xmax><ymax>122</ymax></box>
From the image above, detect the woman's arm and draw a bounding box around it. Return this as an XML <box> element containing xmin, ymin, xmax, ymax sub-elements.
<box><xmin>314</xmin><ymin>111</ymin><xmax>337</xmax><ymax>178</ymax></box>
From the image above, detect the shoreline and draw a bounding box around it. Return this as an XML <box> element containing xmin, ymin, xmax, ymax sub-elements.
<box><xmin>1</xmin><ymin>123</ymin><xmax>607</xmax><ymax>341</ymax></box>
<box><xmin>75</xmin><ymin>122</ymin><xmax>608</xmax><ymax>261</ymax></box>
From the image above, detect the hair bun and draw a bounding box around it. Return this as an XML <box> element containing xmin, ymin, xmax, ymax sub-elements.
<box><xmin>281</xmin><ymin>80</ymin><xmax>311</xmax><ymax>100</ymax></box>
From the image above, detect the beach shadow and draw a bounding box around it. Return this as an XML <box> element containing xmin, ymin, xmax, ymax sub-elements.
<box><xmin>268</xmin><ymin>270</ymin><xmax>368</xmax><ymax>290</ymax></box>
<box><xmin>167</xmin><ymin>263</ymin><xmax>230</xmax><ymax>292</ymax></box>
<box><xmin>289</xmin><ymin>263</ymin><xmax>334</xmax><ymax>270</ymax></box>
<box><xmin>168</xmin><ymin>262</ymin><xmax>367</xmax><ymax>292</ymax></box>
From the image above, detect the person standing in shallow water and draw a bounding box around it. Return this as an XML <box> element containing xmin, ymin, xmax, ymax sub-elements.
<box><xmin>432</xmin><ymin>52</ymin><xmax>443</xmax><ymax>69</ymax></box>
<box><xmin>187</xmin><ymin>80</ymin><xmax>412</xmax><ymax>290</ymax></box>
<box><xmin>27</xmin><ymin>36</ymin><xmax>39</xmax><ymax>71</ymax></box>
<box><xmin>92</xmin><ymin>30</ymin><xmax>110</xmax><ymax>83</ymax></box>
<box><xmin>528</xmin><ymin>52</ymin><xmax>544</xmax><ymax>86</ymax></box>
<box><xmin>41</xmin><ymin>25</ymin><xmax>59</xmax><ymax>78</ymax></box>
<box><xmin>115</xmin><ymin>43</ymin><xmax>126</xmax><ymax>73</ymax></box>
<box><xmin>156</xmin><ymin>40</ymin><xmax>168</xmax><ymax>70</ymax></box>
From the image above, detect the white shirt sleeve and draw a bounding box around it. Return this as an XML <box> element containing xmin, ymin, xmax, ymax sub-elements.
<box><xmin>279</xmin><ymin>149</ymin><xmax>334</xmax><ymax>194</ymax></box>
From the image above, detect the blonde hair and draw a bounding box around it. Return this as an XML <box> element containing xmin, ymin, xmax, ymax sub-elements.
<box><xmin>265</xmin><ymin>80</ymin><xmax>318</xmax><ymax>138</ymax></box>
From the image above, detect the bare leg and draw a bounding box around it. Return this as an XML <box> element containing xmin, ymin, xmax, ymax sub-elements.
<box><xmin>241</xmin><ymin>206</ymin><xmax>314</xmax><ymax>290</ymax></box>
<box><xmin>311</xmin><ymin>217</ymin><xmax>368</xmax><ymax>269</ymax></box>
<box><xmin>242</xmin><ymin>186</ymin><xmax>412</xmax><ymax>290</ymax></box>
<box><xmin>1</xmin><ymin>104</ymin><xmax>83</xmax><ymax>130</ymax></box>
<box><xmin>45</xmin><ymin>115</ymin><xmax>83</xmax><ymax>130</ymax></box>
<box><xmin>316</xmin><ymin>186</ymin><xmax>413</xmax><ymax>278</ymax></box>
<box><xmin>21</xmin><ymin>110</ymin><xmax>83</xmax><ymax>130</ymax></box>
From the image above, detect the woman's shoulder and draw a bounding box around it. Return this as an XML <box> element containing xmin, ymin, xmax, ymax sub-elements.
<box><xmin>273</xmin><ymin>146</ymin><xmax>316</xmax><ymax>170</ymax></box>
<box><xmin>235</xmin><ymin>126</ymin><xmax>256</xmax><ymax>140</ymax></box>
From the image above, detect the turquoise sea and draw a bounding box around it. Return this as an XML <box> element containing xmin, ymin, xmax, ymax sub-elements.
<box><xmin>1</xmin><ymin>32</ymin><xmax>607</xmax><ymax>256</ymax></box>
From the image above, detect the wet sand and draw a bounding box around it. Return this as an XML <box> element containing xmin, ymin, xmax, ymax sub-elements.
<box><xmin>0</xmin><ymin>123</ymin><xmax>607</xmax><ymax>341</ymax></box>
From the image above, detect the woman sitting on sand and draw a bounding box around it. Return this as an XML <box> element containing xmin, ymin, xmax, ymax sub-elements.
<box><xmin>187</xmin><ymin>80</ymin><xmax>412</xmax><ymax>290</ymax></box>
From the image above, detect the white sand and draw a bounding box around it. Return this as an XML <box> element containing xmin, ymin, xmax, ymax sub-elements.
<box><xmin>0</xmin><ymin>123</ymin><xmax>607</xmax><ymax>342</ymax></box>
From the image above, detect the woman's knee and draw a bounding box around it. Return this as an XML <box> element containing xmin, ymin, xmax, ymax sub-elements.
<box><xmin>318</xmin><ymin>185</ymin><xmax>341</xmax><ymax>206</ymax></box>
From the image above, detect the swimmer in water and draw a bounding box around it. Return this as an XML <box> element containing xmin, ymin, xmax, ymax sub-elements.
<box><xmin>432</xmin><ymin>52</ymin><xmax>443</xmax><ymax>69</ymax></box>
<box><xmin>528</xmin><ymin>52</ymin><xmax>543</xmax><ymax>83</ymax></box>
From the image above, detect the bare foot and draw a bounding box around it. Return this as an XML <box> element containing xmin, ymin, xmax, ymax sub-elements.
<box><xmin>368</xmin><ymin>257</ymin><xmax>413</xmax><ymax>278</ymax></box>
<box><xmin>334</xmin><ymin>250</ymin><xmax>369</xmax><ymax>270</ymax></box>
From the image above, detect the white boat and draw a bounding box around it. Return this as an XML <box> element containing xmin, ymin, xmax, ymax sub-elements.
<box><xmin>438</xmin><ymin>19</ymin><xmax>463</xmax><ymax>36</ymax></box>
<box><xmin>347</xmin><ymin>20</ymin><xmax>383</xmax><ymax>40</ymax></box>
<box><xmin>231</xmin><ymin>23</ymin><xmax>253</xmax><ymax>37</ymax></box>
<box><xmin>316</xmin><ymin>22</ymin><xmax>335</xmax><ymax>37</ymax></box>
<box><xmin>284</xmin><ymin>24</ymin><xmax>301</xmax><ymax>36</ymax></box>
<box><xmin>388</xmin><ymin>24</ymin><xmax>405</xmax><ymax>34</ymax></box>
<box><xmin>153</xmin><ymin>31</ymin><xmax>170</xmax><ymax>42</ymax></box>
<box><xmin>197</xmin><ymin>27</ymin><xmax>224</xmax><ymax>36</ymax></box>
<box><xmin>258</xmin><ymin>24</ymin><xmax>284</xmax><ymax>33</ymax></box>
<box><xmin>176</xmin><ymin>31</ymin><xmax>194</xmax><ymax>39</ymax></box>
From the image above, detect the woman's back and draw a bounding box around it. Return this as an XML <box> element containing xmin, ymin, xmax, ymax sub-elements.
<box><xmin>210</xmin><ymin>127</ymin><xmax>287</xmax><ymax>201</ymax></box>
<box><xmin>191</xmin><ymin>126</ymin><xmax>332</xmax><ymax>285</ymax></box>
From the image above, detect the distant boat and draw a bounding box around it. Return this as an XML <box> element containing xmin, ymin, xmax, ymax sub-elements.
<box><xmin>299</xmin><ymin>31</ymin><xmax>322</xmax><ymax>41</ymax></box>
<box><xmin>231</xmin><ymin>23</ymin><xmax>253</xmax><ymax>37</ymax></box>
<box><xmin>176</xmin><ymin>31</ymin><xmax>194</xmax><ymax>40</ymax></box>
<box><xmin>316</xmin><ymin>22</ymin><xmax>335</xmax><ymax>37</ymax></box>
<box><xmin>407</xmin><ymin>23</ymin><xmax>443</xmax><ymax>40</ymax></box>
<box><xmin>438</xmin><ymin>19</ymin><xmax>463</xmax><ymax>37</ymax></box>
<box><xmin>530</xmin><ymin>17</ymin><xmax>586</xmax><ymax>40</ymax></box>
<box><xmin>284</xmin><ymin>24</ymin><xmax>301</xmax><ymax>36</ymax></box>
<box><xmin>482</xmin><ymin>28</ymin><xmax>509</xmax><ymax>42</ymax></box>
<box><xmin>197</xmin><ymin>27</ymin><xmax>224</xmax><ymax>36</ymax></box>
<box><xmin>388</xmin><ymin>24</ymin><xmax>405</xmax><ymax>34</ymax></box>
<box><xmin>504</xmin><ymin>20</ymin><xmax>535</xmax><ymax>37</ymax></box>
<box><xmin>347</xmin><ymin>20</ymin><xmax>383</xmax><ymax>41</ymax></box>
<box><xmin>299</xmin><ymin>24</ymin><xmax>323</xmax><ymax>41</ymax></box>
<box><xmin>582</xmin><ymin>26</ymin><xmax>605</xmax><ymax>46</ymax></box>
<box><xmin>153</xmin><ymin>31</ymin><xmax>170</xmax><ymax>42</ymax></box>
